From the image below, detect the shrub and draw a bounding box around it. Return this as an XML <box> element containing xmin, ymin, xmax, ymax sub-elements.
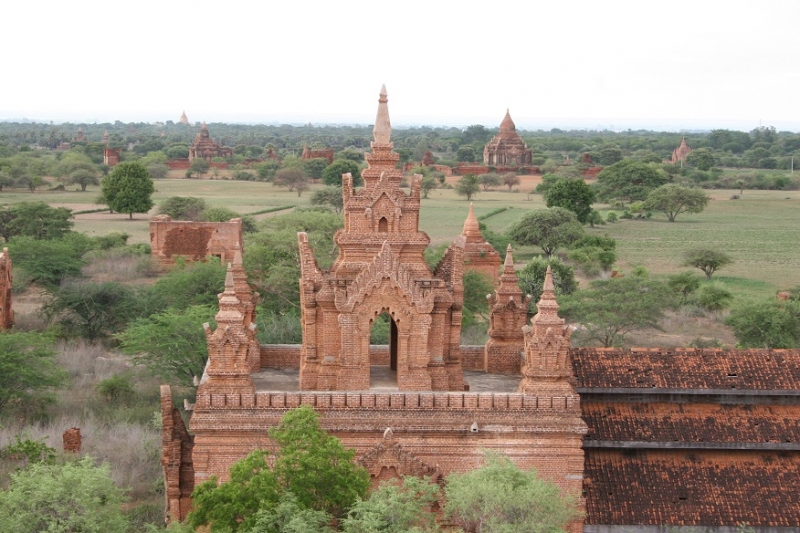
<box><xmin>96</xmin><ymin>374</ymin><xmax>135</xmax><ymax>404</ymax></box>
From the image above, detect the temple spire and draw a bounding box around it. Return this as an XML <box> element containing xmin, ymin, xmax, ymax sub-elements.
<box><xmin>373</xmin><ymin>85</ymin><xmax>391</xmax><ymax>144</ymax></box>
<box><xmin>461</xmin><ymin>203</ymin><xmax>482</xmax><ymax>241</ymax></box>
<box><xmin>503</xmin><ymin>244</ymin><xmax>514</xmax><ymax>270</ymax></box>
<box><xmin>499</xmin><ymin>109</ymin><xmax>516</xmax><ymax>133</ymax></box>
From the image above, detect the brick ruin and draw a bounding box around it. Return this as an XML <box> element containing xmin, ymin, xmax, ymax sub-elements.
<box><xmin>188</xmin><ymin>122</ymin><xmax>233</xmax><ymax>161</ymax></box>
<box><xmin>301</xmin><ymin>144</ymin><xmax>334</xmax><ymax>164</ymax></box>
<box><xmin>0</xmin><ymin>248</ymin><xmax>13</xmax><ymax>329</ymax></box>
<box><xmin>149</xmin><ymin>216</ymin><xmax>243</xmax><ymax>269</ymax></box>
<box><xmin>671</xmin><ymin>136</ymin><xmax>692</xmax><ymax>163</ymax></box>
<box><xmin>483</xmin><ymin>109</ymin><xmax>533</xmax><ymax>166</ymax></box>
<box><xmin>460</xmin><ymin>203</ymin><xmax>501</xmax><ymax>283</ymax></box>
<box><xmin>160</xmin><ymin>88</ymin><xmax>800</xmax><ymax>531</ymax></box>
<box><xmin>103</xmin><ymin>147</ymin><xmax>121</xmax><ymax>167</ymax></box>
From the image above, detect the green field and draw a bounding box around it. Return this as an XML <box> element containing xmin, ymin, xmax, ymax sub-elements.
<box><xmin>2</xmin><ymin>178</ymin><xmax>797</xmax><ymax>301</ymax></box>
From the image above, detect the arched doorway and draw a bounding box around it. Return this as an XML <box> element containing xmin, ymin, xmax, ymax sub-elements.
<box><xmin>369</xmin><ymin>311</ymin><xmax>398</xmax><ymax>388</ymax></box>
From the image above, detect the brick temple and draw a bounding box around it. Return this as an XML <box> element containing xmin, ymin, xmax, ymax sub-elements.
<box><xmin>188</xmin><ymin>122</ymin><xmax>233</xmax><ymax>161</ymax></box>
<box><xmin>483</xmin><ymin>109</ymin><xmax>533</xmax><ymax>166</ymax></box>
<box><xmin>671</xmin><ymin>137</ymin><xmax>692</xmax><ymax>164</ymax></box>
<box><xmin>161</xmin><ymin>88</ymin><xmax>800</xmax><ymax>531</ymax></box>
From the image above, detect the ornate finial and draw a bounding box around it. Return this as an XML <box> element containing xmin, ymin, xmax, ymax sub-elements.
<box><xmin>503</xmin><ymin>244</ymin><xmax>514</xmax><ymax>268</ymax></box>
<box><xmin>373</xmin><ymin>85</ymin><xmax>391</xmax><ymax>144</ymax></box>
<box><xmin>224</xmin><ymin>263</ymin><xmax>235</xmax><ymax>291</ymax></box>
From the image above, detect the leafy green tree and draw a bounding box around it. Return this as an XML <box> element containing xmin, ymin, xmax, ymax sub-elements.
<box><xmin>508</xmin><ymin>208</ymin><xmax>585</xmax><ymax>257</ymax></box>
<box><xmin>559</xmin><ymin>271</ymin><xmax>675</xmax><ymax>347</ymax></box>
<box><xmin>310</xmin><ymin>186</ymin><xmax>344</xmax><ymax>213</ymax></box>
<box><xmin>189</xmin><ymin>406</ymin><xmax>369</xmax><ymax>532</ymax></box>
<box><xmin>683</xmin><ymin>248</ymin><xmax>733</xmax><ymax>279</ymax></box>
<box><xmin>118</xmin><ymin>305</ymin><xmax>215</xmax><ymax>386</ymax></box>
<box><xmin>517</xmin><ymin>257</ymin><xmax>577</xmax><ymax>303</ymax></box>
<box><xmin>9</xmin><ymin>236</ymin><xmax>87</xmax><ymax>287</ymax></box>
<box><xmin>0</xmin><ymin>457</ymin><xmax>129</xmax><ymax>533</ymax></box>
<box><xmin>478</xmin><ymin>173</ymin><xmax>502</xmax><ymax>191</ymax></box>
<box><xmin>597</xmin><ymin>145</ymin><xmax>623</xmax><ymax>165</ymax></box>
<box><xmin>0</xmin><ymin>332</ymin><xmax>65</xmax><ymax>413</ymax></box>
<box><xmin>462</xmin><ymin>270</ymin><xmax>494</xmax><ymax>328</ymax></box>
<box><xmin>643</xmin><ymin>184</ymin><xmax>709</xmax><ymax>222</ymax></box>
<box><xmin>455</xmin><ymin>173</ymin><xmax>481</xmax><ymax>201</ymax></box>
<box><xmin>1</xmin><ymin>201</ymin><xmax>73</xmax><ymax>241</ymax></box>
<box><xmin>456</xmin><ymin>146</ymin><xmax>476</xmax><ymax>162</ymax></box>
<box><xmin>725</xmin><ymin>300</ymin><xmax>800</xmax><ymax>348</ymax></box>
<box><xmin>166</xmin><ymin>144</ymin><xmax>190</xmax><ymax>159</ymax></box>
<box><xmin>42</xmin><ymin>280</ymin><xmax>139</xmax><ymax>341</ymax></box>
<box><xmin>101</xmin><ymin>161</ymin><xmax>155</xmax><ymax>219</ymax></box>
<box><xmin>157</xmin><ymin>196</ymin><xmax>208</xmax><ymax>220</ymax></box>
<box><xmin>146</xmin><ymin>261</ymin><xmax>227</xmax><ymax>313</ymax></box>
<box><xmin>248</xmin><ymin>493</ymin><xmax>335</xmax><ymax>533</ymax></box>
<box><xmin>420</xmin><ymin>175</ymin><xmax>438</xmax><ymax>199</ymax></box>
<box><xmin>444</xmin><ymin>452</ymin><xmax>580</xmax><ymax>533</ymax></box>
<box><xmin>67</xmin><ymin>167</ymin><xmax>101</xmax><ymax>191</ymax></box>
<box><xmin>273</xmin><ymin>167</ymin><xmax>308</xmax><ymax>195</ymax></box>
<box><xmin>695</xmin><ymin>282</ymin><xmax>733</xmax><ymax>312</ymax></box>
<box><xmin>256</xmin><ymin>160</ymin><xmax>280</xmax><ymax>182</ymax></box>
<box><xmin>567</xmin><ymin>235</ymin><xmax>616</xmax><ymax>277</ymax></box>
<box><xmin>322</xmin><ymin>159</ymin><xmax>361</xmax><ymax>187</ymax></box>
<box><xmin>188</xmin><ymin>158</ymin><xmax>210</xmax><ymax>178</ymax></box>
<box><xmin>667</xmin><ymin>271</ymin><xmax>702</xmax><ymax>304</ymax></box>
<box><xmin>686</xmin><ymin>147</ymin><xmax>715</xmax><ymax>171</ymax></box>
<box><xmin>303</xmin><ymin>158</ymin><xmax>329</xmax><ymax>181</ymax></box>
<box><xmin>544</xmin><ymin>178</ymin><xmax>596</xmax><ymax>224</ymax></box>
<box><xmin>594</xmin><ymin>159</ymin><xmax>669</xmax><ymax>203</ymax></box>
<box><xmin>204</xmin><ymin>207</ymin><xmax>257</xmax><ymax>233</ymax></box>
<box><xmin>342</xmin><ymin>476</ymin><xmax>442</xmax><ymax>533</ymax></box>
<box><xmin>146</xmin><ymin>162</ymin><xmax>169</xmax><ymax>180</ymax></box>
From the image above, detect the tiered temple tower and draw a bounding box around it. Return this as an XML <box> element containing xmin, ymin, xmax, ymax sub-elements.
<box><xmin>483</xmin><ymin>110</ymin><xmax>532</xmax><ymax>166</ymax></box>
<box><xmin>518</xmin><ymin>266</ymin><xmax>576</xmax><ymax>396</ymax></box>
<box><xmin>460</xmin><ymin>202</ymin><xmax>502</xmax><ymax>283</ymax></box>
<box><xmin>298</xmin><ymin>86</ymin><xmax>466</xmax><ymax>391</ymax></box>
<box><xmin>484</xmin><ymin>245</ymin><xmax>530</xmax><ymax>373</ymax></box>
<box><xmin>671</xmin><ymin>137</ymin><xmax>692</xmax><ymax>164</ymax></box>
<box><xmin>188</xmin><ymin>122</ymin><xmax>233</xmax><ymax>161</ymax></box>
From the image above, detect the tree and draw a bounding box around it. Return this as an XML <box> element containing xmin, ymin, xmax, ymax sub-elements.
<box><xmin>248</xmin><ymin>493</ymin><xmax>335</xmax><ymax>533</ymax></box>
<box><xmin>273</xmin><ymin>167</ymin><xmax>308</xmax><ymax>194</ymax></box>
<box><xmin>67</xmin><ymin>167</ymin><xmax>101</xmax><ymax>191</ymax></box>
<box><xmin>683</xmin><ymin>248</ymin><xmax>733</xmax><ymax>279</ymax></box>
<box><xmin>101</xmin><ymin>161</ymin><xmax>155</xmax><ymax>219</ymax></box>
<box><xmin>686</xmin><ymin>147</ymin><xmax>715</xmax><ymax>171</ymax></box>
<box><xmin>559</xmin><ymin>271</ymin><xmax>675</xmax><ymax>347</ymax></box>
<box><xmin>42</xmin><ymin>280</ymin><xmax>138</xmax><ymax>341</ymax></box>
<box><xmin>342</xmin><ymin>476</ymin><xmax>442</xmax><ymax>533</ymax></box>
<box><xmin>310</xmin><ymin>186</ymin><xmax>344</xmax><ymax>213</ymax></box>
<box><xmin>725</xmin><ymin>300</ymin><xmax>800</xmax><ymax>349</ymax></box>
<box><xmin>0</xmin><ymin>457</ymin><xmax>129</xmax><ymax>533</ymax></box>
<box><xmin>303</xmin><ymin>158</ymin><xmax>329</xmax><ymax>181</ymax></box>
<box><xmin>455</xmin><ymin>173</ymin><xmax>480</xmax><ymax>201</ymax></box>
<box><xmin>157</xmin><ymin>196</ymin><xmax>208</xmax><ymax>220</ymax></box>
<box><xmin>204</xmin><ymin>207</ymin><xmax>257</xmax><ymax>233</ymax></box>
<box><xmin>9</xmin><ymin>235</ymin><xmax>87</xmax><ymax>287</ymax></box>
<box><xmin>478</xmin><ymin>173</ymin><xmax>502</xmax><ymax>191</ymax></box>
<box><xmin>189</xmin><ymin>406</ymin><xmax>369</xmax><ymax>532</ymax></box>
<box><xmin>145</xmin><ymin>260</ymin><xmax>227</xmax><ymax>313</ymax></box>
<box><xmin>188</xmin><ymin>158</ymin><xmax>210</xmax><ymax>178</ymax></box>
<box><xmin>594</xmin><ymin>159</ymin><xmax>669</xmax><ymax>203</ymax></box>
<box><xmin>444</xmin><ymin>452</ymin><xmax>580</xmax><ymax>533</ymax></box>
<box><xmin>0</xmin><ymin>332</ymin><xmax>65</xmax><ymax>413</ymax></box>
<box><xmin>517</xmin><ymin>257</ymin><xmax>577</xmax><ymax>303</ymax></box>
<box><xmin>146</xmin><ymin>162</ymin><xmax>169</xmax><ymax>180</ymax></box>
<box><xmin>643</xmin><ymin>184</ymin><xmax>709</xmax><ymax>222</ymax></box>
<box><xmin>668</xmin><ymin>271</ymin><xmax>702</xmax><ymax>304</ymax></box>
<box><xmin>322</xmin><ymin>159</ymin><xmax>361</xmax><ymax>186</ymax></box>
<box><xmin>695</xmin><ymin>282</ymin><xmax>733</xmax><ymax>312</ymax></box>
<box><xmin>502</xmin><ymin>172</ymin><xmax>520</xmax><ymax>192</ymax></box>
<box><xmin>420</xmin><ymin>175</ymin><xmax>438</xmax><ymax>199</ymax></box>
<box><xmin>567</xmin><ymin>235</ymin><xmax>616</xmax><ymax>277</ymax></box>
<box><xmin>456</xmin><ymin>146</ymin><xmax>475</xmax><ymax>162</ymax></box>
<box><xmin>508</xmin><ymin>208</ymin><xmax>585</xmax><ymax>257</ymax></box>
<box><xmin>118</xmin><ymin>305</ymin><xmax>215</xmax><ymax>386</ymax></box>
<box><xmin>1</xmin><ymin>201</ymin><xmax>73</xmax><ymax>241</ymax></box>
<box><xmin>544</xmin><ymin>178</ymin><xmax>596</xmax><ymax>224</ymax></box>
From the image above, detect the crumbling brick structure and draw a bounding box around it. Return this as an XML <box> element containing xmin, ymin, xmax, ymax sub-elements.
<box><xmin>62</xmin><ymin>428</ymin><xmax>81</xmax><ymax>454</ymax></box>
<box><xmin>188</xmin><ymin>122</ymin><xmax>233</xmax><ymax>161</ymax></box>
<box><xmin>483</xmin><ymin>110</ymin><xmax>533</xmax><ymax>166</ymax></box>
<box><xmin>460</xmin><ymin>203</ymin><xmax>501</xmax><ymax>284</ymax></box>
<box><xmin>103</xmin><ymin>147</ymin><xmax>121</xmax><ymax>167</ymax></box>
<box><xmin>149</xmin><ymin>216</ymin><xmax>243</xmax><ymax>269</ymax></box>
<box><xmin>0</xmin><ymin>248</ymin><xmax>13</xmax><ymax>329</ymax></box>
<box><xmin>301</xmin><ymin>144</ymin><xmax>334</xmax><ymax>164</ymax></box>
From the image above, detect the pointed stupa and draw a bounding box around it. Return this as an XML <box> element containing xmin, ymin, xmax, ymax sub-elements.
<box><xmin>499</xmin><ymin>109</ymin><xmax>516</xmax><ymax>136</ymax></box>
<box><xmin>461</xmin><ymin>203</ymin><xmax>483</xmax><ymax>242</ymax></box>
<box><xmin>503</xmin><ymin>244</ymin><xmax>515</xmax><ymax>272</ymax></box>
<box><xmin>214</xmin><ymin>264</ymin><xmax>243</xmax><ymax>324</ymax></box>
<box><xmin>373</xmin><ymin>85</ymin><xmax>391</xmax><ymax>144</ymax></box>
<box><xmin>533</xmin><ymin>266</ymin><xmax>562</xmax><ymax>328</ymax></box>
<box><xmin>179</xmin><ymin>111</ymin><xmax>189</xmax><ymax>124</ymax></box>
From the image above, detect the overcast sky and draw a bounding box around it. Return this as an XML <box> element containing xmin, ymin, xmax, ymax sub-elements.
<box><xmin>2</xmin><ymin>0</ymin><xmax>798</xmax><ymax>131</ymax></box>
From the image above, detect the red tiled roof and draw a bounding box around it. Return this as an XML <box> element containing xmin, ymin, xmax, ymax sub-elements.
<box><xmin>572</xmin><ymin>348</ymin><xmax>800</xmax><ymax>391</ymax></box>
<box><xmin>583</xmin><ymin>402</ymin><xmax>800</xmax><ymax>444</ymax></box>
<box><xmin>585</xmin><ymin>449</ymin><xmax>800</xmax><ymax>526</ymax></box>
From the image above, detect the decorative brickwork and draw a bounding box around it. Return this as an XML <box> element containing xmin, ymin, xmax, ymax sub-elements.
<box><xmin>0</xmin><ymin>248</ymin><xmax>13</xmax><ymax>329</ymax></box>
<box><xmin>519</xmin><ymin>266</ymin><xmax>575</xmax><ymax>396</ymax></box>
<box><xmin>103</xmin><ymin>147</ymin><xmax>121</xmax><ymax>167</ymax></box>
<box><xmin>483</xmin><ymin>110</ymin><xmax>532</xmax><ymax>166</ymax></box>
<box><xmin>671</xmin><ymin>137</ymin><xmax>692</xmax><ymax>163</ymax></box>
<box><xmin>297</xmin><ymin>86</ymin><xmax>466</xmax><ymax>392</ymax></box>
<box><xmin>188</xmin><ymin>122</ymin><xmax>233</xmax><ymax>161</ymax></box>
<box><xmin>149</xmin><ymin>216</ymin><xmax>243</xmax><ymax>269</ymax></box>
<box><xmin>301</xmin><ymin>144</ymin><xmax>334</xmax><ymax>164</ymax></box>
<box><xmin>460</xmin><ymin>203</ymin><xmax>502</xmax><ymax>283</ymax></box>
<box><xmin>484</xmin><ymin>245</ymin><xmax>530</xmax><ymax>373</ymax></box>
<box><xmin>62</xmin><ymin>428</ymin><xmax>81</xmax><ymax>453</ymax></box>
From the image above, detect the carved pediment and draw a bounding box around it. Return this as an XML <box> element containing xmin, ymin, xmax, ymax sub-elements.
<box><xmin>358</xmin><ymin>433</ymin><xmax>442</xmax><ymax>482</ymax></box>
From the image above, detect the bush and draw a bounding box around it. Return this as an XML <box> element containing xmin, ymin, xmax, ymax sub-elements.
<box><xmin>694</xmin><ymin>282</ymin><xmax>733</xmax><ymax>312</ymax></box>
<box><xmin>96</xmin><ymin>374</ymin><xmax>135</xmax><ymax>404</ymax></box>
<box><xmin>157</xmin><ymin>196</ymin><xmax>207</xmax><ymax>220</ymax></box>
<box><xmin>9</xmin><ymin>236</ymin><xmax>87</xmax><ymax>288</ymax></box>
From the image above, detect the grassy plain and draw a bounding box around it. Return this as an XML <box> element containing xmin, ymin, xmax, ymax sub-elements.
<box><xmin>2</xmin><ymin>177</ymin><xmax>797</xmax><ymax>301</ymax></box>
